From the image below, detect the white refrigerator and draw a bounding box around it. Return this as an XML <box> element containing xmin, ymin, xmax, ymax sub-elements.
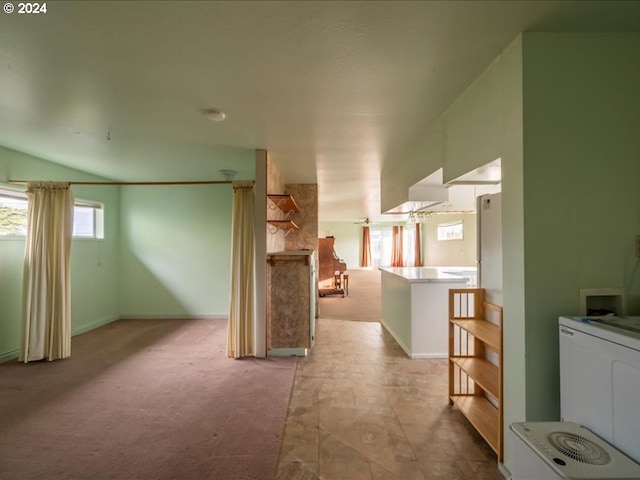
<box><xmin>477</xmin><ymin>192</ymin><xmax>503</xmax><ymax>305</ymax></box>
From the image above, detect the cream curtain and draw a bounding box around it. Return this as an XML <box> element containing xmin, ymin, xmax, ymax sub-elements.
<box><xmin>227</xmin><ymin>181</ymin><xmax>256</xmax><ymax>358</ymax></box>
<box><xmin>20</xmin><ymin>182</ymin><xmax>74</xmax><ymax>362</ymax></box>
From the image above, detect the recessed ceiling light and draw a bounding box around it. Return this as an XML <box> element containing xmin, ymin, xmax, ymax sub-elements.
<box><xmin>203</xmin><ymin>108</ymin><xmax>226</xmax><ymax>122</ymax></box>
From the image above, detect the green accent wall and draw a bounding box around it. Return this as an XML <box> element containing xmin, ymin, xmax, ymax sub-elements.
<box><xmin>0</xmin><ymin>147</ymin><xmax>121</xmax><ymax>359</ymax></box>
<box><xmin>0</xmin><ymin>145</ymin><xmax>255</xmax><ymax>359</ymax></box>
<box><xmin>521</xmin><ymin>33</ymin><xmax>640</xmax><ymax>421</ymax></box>
<box><xmin>119</xmin><ymin>184</ymin><xmax>234</xmax><ymax>317</ymax></box>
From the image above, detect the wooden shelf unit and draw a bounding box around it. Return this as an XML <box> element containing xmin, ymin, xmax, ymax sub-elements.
<box><xmin>267</xmin><ymin>194</ymin><xmax>300</xmax><ymax>216</ymax></box>
<box><xmin>448</xmin><ymin>288</ymin><xmax>503</xmax><ymax>462</ymax></box>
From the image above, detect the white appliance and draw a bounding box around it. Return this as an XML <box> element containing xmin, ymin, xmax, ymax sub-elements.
<box><xmin>510</xmin><ymin>422</ymin><xmax>640</xmax><ymax>479</ymax></box>
<box><xmin>558</xmin><ymin>315</ymin><xmax>640</xmax><ymax>462</ymax></box>
<box><xmin>510</xmin><ymin>315</ymin><xmax>640</xmax><ymax>479</ymax></box>
<box><xmin>477</xmin><ymin>192</ymin><xmax>502</xmax><ymax>305</ymax></box>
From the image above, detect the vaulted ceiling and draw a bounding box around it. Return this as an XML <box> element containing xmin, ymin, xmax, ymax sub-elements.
<box><xmin>1</xmin><ymin>1</ymin><xmax>639</xmax><ymax>221</ymax></box>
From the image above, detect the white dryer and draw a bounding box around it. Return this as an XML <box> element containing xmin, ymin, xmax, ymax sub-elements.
<box><xmin>509</xmin><ymin>315</ymin><xmax>640</xmax><ymax>479</ymax></box>
<box><xmin>558</xmin><ymin>315</ymin><xmax>640</xmax><ymax>462</ymax></box>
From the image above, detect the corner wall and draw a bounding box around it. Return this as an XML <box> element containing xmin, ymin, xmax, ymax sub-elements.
<box><xmin>118</xmin><ymin>183</ymin><xmax>234</xmax><ymax>318</ymax></box>
<box><xmin>0</xmin><ymin>147</ymin><xmax>121</xmax><ymax>360</ymax></box>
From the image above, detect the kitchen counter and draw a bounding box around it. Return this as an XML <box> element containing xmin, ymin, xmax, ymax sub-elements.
<box><xmin>379</xmin><ymin>266</ymin><xmax>474</xmax><ymax>284</ymax></box>
<box><xmin>380</xmin><ymin>266</ymin><xmax>475</xmax><ymax>358</ymax></box>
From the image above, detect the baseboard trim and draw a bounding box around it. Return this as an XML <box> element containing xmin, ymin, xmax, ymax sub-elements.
<box><xmin>72</xmin><ymin>315</ymin><xmax>120</xmax><ymax>336</ymax></box>
<box><xmin>118</xmin><ymin>315</ymin><xmax>227</xmax><ymax>320</ymax></box>
<box><xmin>0</xmin><ymin>349</ymin><xmax>19</xmax><ymax>363</ymax></box>
<box><xmin>379</xmin><ymin>320</ymin><xmax>412</xmax><ymax>358</ymax></box>
<box><xmin>498</xmin><ymin>461</ymin><xmax>510</xmax><ymax>479</ymax></box>
<box><xmin>0</xmin><ymin>315</ymin><xmax>228</xmax><ymax>364</ymax></box>
<box><xmin>268</xmin><ymin>348</ymin><xmax>307</xmax><ymax>357</ymax></box>
<box><xmin>410</xmin><ymin>352</ymin><xmax>448</xmax><ymax>359</ymax></box>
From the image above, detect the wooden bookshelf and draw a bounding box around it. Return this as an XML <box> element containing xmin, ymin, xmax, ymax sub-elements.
<box><xmin>448</xmin><ymin>288</ymin><xmax>503</xmax><ymax>462</ymax></box>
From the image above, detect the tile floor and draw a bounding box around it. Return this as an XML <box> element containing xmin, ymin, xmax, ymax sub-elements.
<box><xmin>275</xmin><ymin>319</ymin><xmax>503</xmax><ymax>480</ymax></box>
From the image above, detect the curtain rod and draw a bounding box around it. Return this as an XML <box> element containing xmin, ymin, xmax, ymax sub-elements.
<box><xmin>7</xmin><ymin>180</ymin><xmax>247</xmax><ymax>186</ymax></box>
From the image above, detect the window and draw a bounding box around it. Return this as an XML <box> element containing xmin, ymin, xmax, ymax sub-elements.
<box><xmin>369</xmin><ymin>225</ymin><xmax>392</xmax><ymax>268</ymax></box>
<box><xmin>368</xmin><ymin>223</ymin><xmax>417</xmax><ymax>267</ymax></box>
<box><xmin>437</xmin><ymin>221</ymin><xmax>463</xmax><ymax>241</ymax></box>
<box><xmin>72</xmin><ymin>201</ymin><xmax>104</xmax><ymax>238</ymax></box>
<box><xmin>0</xmin><ymin>191</ymin><xmax>28</xmax><ymax>235</ymax></box>
<box><xmin>0</xmin><ymin>188</ymin><xmax>104</xmax><ymax>239</ymax></box>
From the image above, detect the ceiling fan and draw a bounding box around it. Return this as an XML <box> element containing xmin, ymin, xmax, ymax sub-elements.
<box><xmin>353</xmin><ymin>218</ymin><xmax>371</xmax><ymax>225</ymax></box>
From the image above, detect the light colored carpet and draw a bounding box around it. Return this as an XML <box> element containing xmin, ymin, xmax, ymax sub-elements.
<box><xmin>0</xmin><ymin>319</ymin><xmax>297</xmax><ymax>480</ymax></box>
<box><xmin>318</xmin><ymin>269</ymin><xmax>381</xmax><ymax>322</ymax></box>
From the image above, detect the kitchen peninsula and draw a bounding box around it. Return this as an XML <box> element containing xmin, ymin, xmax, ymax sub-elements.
<box><xmin>380</xmin><ymin>266</ymin><xmax>473</xmax><ymax>358</ymax></box>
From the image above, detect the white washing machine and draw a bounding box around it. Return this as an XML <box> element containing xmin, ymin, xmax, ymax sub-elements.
<box><xmin>510</xmin><ymin>422</ymin><xmax>640</xmax><ymax>479</ymax></box>
<box><xmin>558</xmin><ymin>315</ymin><xmax>640</xmax><ymax>462</ymax></box>
<box><xmin>509</xmin><ymin>315</ymin><xmax>640</xmax><ymax>479</ymax></box>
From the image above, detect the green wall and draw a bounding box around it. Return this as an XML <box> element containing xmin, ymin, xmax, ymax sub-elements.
<box><xmin>0</xmin><ymin>146</ymin><xmax>253</xmax><ymax>359</ymax></box>
<box><xmin>494</xmin><ymin>36</ymin><xmax>525</xmax><ymax>470</ymax></box>
<box><xmin>521</xmin><ymin>33</ymin><xmax>640</xmax><ymax>420</ymax></box>
<box><xmin>434</xmin><ymin>33</ymin><xmax>640</xmax><ymax>468</ymax></box>
<box><xmin>119</xmin><ymin>184</ymin><xmax>234</xmax><ymax>317</ymax></box>
<box><xmin>0</xmin><ymin>147</ymin><xmax>121</xmax><ymax>360</ymax></box>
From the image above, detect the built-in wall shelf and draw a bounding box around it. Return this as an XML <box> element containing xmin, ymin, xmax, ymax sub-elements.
<box><xmin>267</xmin><ymin>194</ymin><xmax>300</xmax><ymax>216</ymax></box>
<box><xmin>267</xmin><ymin>220</ymin><xmax>299</xmax><ymax>237</ymax></box>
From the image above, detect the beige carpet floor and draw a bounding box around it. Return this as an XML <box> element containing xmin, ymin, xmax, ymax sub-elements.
<box><xmin>318</xmin><ymin>269</ymin><xmax>381</xmax><ymax>322</ymax></box>
<box><xmin>0</xmin><ymin>319</ymin><xmax>297</xmax><ymax>480</ymax></box>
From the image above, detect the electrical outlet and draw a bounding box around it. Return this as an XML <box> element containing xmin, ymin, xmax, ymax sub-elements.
<box><xmin>636</xmin><ymin>235</ymin><xmax>640</xmax><ymax>258</ymax></box>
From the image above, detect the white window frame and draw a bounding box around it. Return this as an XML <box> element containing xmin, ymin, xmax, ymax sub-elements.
<box><xmin>437</xmin><ymin>220</ymin><xmax>463</xmax><ymax>241</ymax></box>
<box><xmin>0</xmin><ymin>186</ymin><xmax>104</xmax><ymax>239</ymax></box>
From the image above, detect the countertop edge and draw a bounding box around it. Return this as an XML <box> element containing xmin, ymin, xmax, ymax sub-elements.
<box><xmin>379</xmin><ymin>266</ymin><xmax>470</xmax><ymax>284</ymax></box>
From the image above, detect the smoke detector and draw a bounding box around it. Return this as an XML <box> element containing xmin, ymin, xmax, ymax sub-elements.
<box><xmin>203</xmin><ymin>108</ymin><xmax>226</xmax><ymax>122</ymax></box>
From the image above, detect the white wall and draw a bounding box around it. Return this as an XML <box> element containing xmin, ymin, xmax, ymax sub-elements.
<box><xmin>422</xmin><ymin>214</ymin><xmax>477</xmax><ymax>266</ymax></box>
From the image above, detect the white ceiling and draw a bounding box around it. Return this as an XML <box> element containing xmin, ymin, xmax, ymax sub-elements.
<box><xmin>1</xmin><ymin>1</ymin><xmax>639</xmax><ymax>221</ymax></box>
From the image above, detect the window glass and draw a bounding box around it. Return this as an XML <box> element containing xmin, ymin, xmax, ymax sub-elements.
<box><xmin>0</xmin><ymin>188</ymin><xmax>103</xmax><ymax>239</ymax></box>
<box><xmin>403</xmin><ymin>224</ymin><xmax>416</xmax><ymax>266</ymax></box>
<box><xmin>369</xmin><ymin>226</ymin><xmax>392</xmax><ymax>268</ymax></box>
<box><xmin>72</xmin><ymin>206</ymin><xmax>96</xmax><ymax>237</ymax></box>
<box><xmin>437</xmin><ymin>221</ymin><xmax>463</xmax><ymax>241</ymax></box>
<box><xmin>0</xmin><ymin>192</ymin><xmax>28</xmax><ymax>236</ymax></box>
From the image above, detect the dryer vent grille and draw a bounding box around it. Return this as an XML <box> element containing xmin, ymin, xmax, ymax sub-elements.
<box><xmin>548</xmin><ymin>431</ymin><xmax>611</xmax><ymax>465</ymax></box>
